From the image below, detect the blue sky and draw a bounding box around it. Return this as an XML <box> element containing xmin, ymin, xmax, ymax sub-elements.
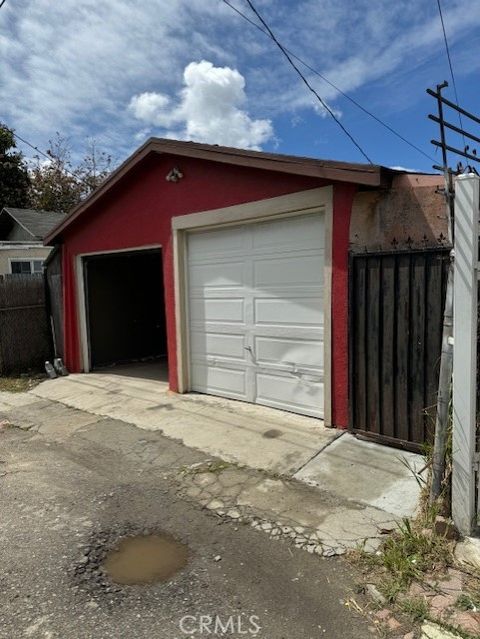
<box><xmin>1</xmin><ymin>0</ymin><xmax>480</xmax><ymax>172</ymax></box>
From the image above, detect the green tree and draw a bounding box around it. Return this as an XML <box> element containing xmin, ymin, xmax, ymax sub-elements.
<box><xmin>29</xmin><ymin>134</ymin><xmax>111</xmax><ymax>213</ymax></box>
<box><xmin>0</xmin><ymin>123</ymin><xmax>31</xmax><ymax>211</ymax></box>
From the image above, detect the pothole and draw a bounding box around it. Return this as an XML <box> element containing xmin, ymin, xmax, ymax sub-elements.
<box><xmin>102</xmin><ymin>534</ymin><xmax>188</xmax><ymax>585</ymax></box>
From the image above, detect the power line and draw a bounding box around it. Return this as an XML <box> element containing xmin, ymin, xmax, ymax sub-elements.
<box><xmin>240</xmin><ymin>0</ymin><xmax>373</xmax><ymax>164</ymax></box>
<box><xmin>436</xmin><ymin>0</ymin><xmax>466</xmax><ymax>148</ymax></box>
<box><xmin>221</xmin><ymin>0</ymin><xmax>435</xmax><ymax>163</ymax></box>
<box><xmin>13</xmin><ymin>132</ymin><xmax>54</xmax><ymax>163</ymax></box>
<box><xmin>12</xmin><ymin>130</ymin><xmax>92</xmax><ymax>185</ymax></box>
<box><xmin>0</xmin><ymin>0</ymin><xmax>7</xmax><ymax>9</ymax></box>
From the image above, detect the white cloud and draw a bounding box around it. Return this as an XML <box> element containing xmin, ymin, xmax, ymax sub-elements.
<box><xmin>1</xmin><ymin>0</ymin><xmax>480</xmax><ymax>163</ymax></box>
<box><xmin>389</xmin><ymin>165</ymin><xmax>420</xmax><ymax>172</ymax></box>
<box><xmin>129</xmin><ymin>61</ymin><xmax>274</xmax><ymax>150</ymax></box>
<box><xmin>251</xmin><ymin>0</ymin><xmax>480</xmax><ymax>117</ymax></box>
<box><xmin>129</xmin><ymin>93</ymin><xmax>174</xmax><ymax>128</ymax></box>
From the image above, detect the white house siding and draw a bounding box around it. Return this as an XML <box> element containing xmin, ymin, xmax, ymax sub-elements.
<box><xmin>0</xmin><ymin>246</ymin><xmax>53</xmax><ymax>275</ymax></box>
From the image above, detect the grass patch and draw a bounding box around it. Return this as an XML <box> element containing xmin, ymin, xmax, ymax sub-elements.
<box><xmin>0</xmin><ymin>375</ymin><xmax>44</xmax><ymax>393</ymax></box>
<box><xmin>456</xmin><ymin>592</ymin><xmax>480</xmax><ymax>612</ymax></box>
<box><xmin>357</xmin><ymin>513</ymin><xmax>454</xmax><ymax>603</ymax></box>
<box><xmin>398</xmin><ymin>596</ymin><xmax>429</xmax><ymax>621</ymax></box>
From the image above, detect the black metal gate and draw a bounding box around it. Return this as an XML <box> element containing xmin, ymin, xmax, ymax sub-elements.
<box><xmin>349</xmin><ymin>249</ymin><xmax>450</xmax><ymax>451</ymax></box>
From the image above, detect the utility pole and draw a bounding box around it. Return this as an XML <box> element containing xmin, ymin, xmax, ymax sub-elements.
<box><xmin>427</xmin><ymin>82</ymin><xmax>480</xmax><ymax>530</ymax></box>
<box><xmin>428</xmin><ymin>82</ymin><xmax>454</xmax><ymax>504</ymax></box>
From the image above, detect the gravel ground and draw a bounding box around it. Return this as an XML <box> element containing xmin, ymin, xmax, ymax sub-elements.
<box><xmin>0</xmin><ymin>422</ymin><xmax>375</xmax><ymax>639</ymax></box>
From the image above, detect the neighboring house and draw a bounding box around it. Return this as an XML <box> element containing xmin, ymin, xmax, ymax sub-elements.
<box><xmin>44</xmin><ymin>138</ymin><xmax>449</xmax><ymax>451</ymax></box>
<box><xmin>0</xmin><ymin>208</ymin><xmax>65</xmax><ymax>275</ymax></box>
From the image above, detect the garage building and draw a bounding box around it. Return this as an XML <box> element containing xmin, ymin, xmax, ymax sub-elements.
<box><xmin>45</xmin><ymin>139</ymin><xmax>448</xmax><ymax>442</ymax></box>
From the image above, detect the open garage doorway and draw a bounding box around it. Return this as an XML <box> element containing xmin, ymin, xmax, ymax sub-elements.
<box><xmin>83</xmin><ymin>248</ymin><xmax>168</xmax><ymax>379</ymax></box>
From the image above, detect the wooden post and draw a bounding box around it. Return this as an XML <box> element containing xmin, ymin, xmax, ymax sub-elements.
<box><xmin>452</xmin><ymin>173</ymin><xmax>479</xmax><ymax>535</ymax></box>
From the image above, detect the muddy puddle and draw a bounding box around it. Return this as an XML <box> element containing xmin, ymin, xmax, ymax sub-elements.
<box><xmin>102</xmin><ymin>534</ymin><xmax>188</xmax><ymax>585</ymax></box>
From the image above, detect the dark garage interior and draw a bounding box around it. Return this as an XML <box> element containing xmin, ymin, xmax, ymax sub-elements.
<box><xmin>84</xmin><ymin>249</ymin><xmax>167</xmax><ymax>370</ymax></box>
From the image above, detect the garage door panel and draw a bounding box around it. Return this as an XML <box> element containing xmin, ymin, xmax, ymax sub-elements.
<box><xmin>254</xmin><ymin>336</ymin><xmax>324</xmax><ymax>370</ymax></box>
<box><xmin>252</xmin><ymin>326</ymin><xmax>323</xmax><ymax>341</ymax></box>
<box><xmin>254</xmin><ymin>297</ymin><xmax>323</xmax><ymax>327</ymax></box>
<box><xmin>190</xmin><ymin>331</ymin><xmax>246</xmax><ymax>360</ymax></box>
<box><xmin>190</xmin><ymin>363</ymin><xmax>247</xmax><ymax>399</ymax></box>
<box><xmin>189</xmin><ymin>322</ymin><xmax>248</xmax><ymax>335</ymax></box>
<box><xmin>256</xmin><ymin>372</ymin><xmax>324</xmax><ymax>418</ymax></box>
<box><xmin>253</xmin><ymin>215</ymin><xmax>324</xmax><ymax>250</ymax></box>
<box><xmin>188</xmin><ymin>226</ymin><xmax>247</xmax><ymax>258</ymax></box>
<box><xmin>189</xmin><ymin>261</ymin><xmax>245</xmax><ymax>289</ymax></box>
<box><xmin>186</xmin><ymin>212</ymin><xmax>325</xmax><ymax>418</ymax></box>
<box><xmin>253</xmin><ymin>254</ymin><xmax>324</xmax><ymax>287</ymax></box>
<box><xmin>189</xmin><ymin>298</ymin><xmax>245</xmax><ymax>323</ymax></box>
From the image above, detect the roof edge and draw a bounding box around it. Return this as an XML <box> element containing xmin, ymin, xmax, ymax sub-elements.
<box><xmin>45</xmin><ymin>138</ymin><xmax>399</xmax><ymax>244</ymax></box>
<box><xmin>0</xmin><ymin>208</ymin><xmax>37</xmax><ymax>239</ymax></box>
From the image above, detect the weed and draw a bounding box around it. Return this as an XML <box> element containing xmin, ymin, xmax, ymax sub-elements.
<box><xmin>0</xmin><ymin>376</ymin><xmax>43</xmax><ymax>393</ymax></box>
<box><xmin>456</xmin><ymin>593</ymin><xmax>480</xmax><ymax>612</ymax></box>
<box><xmin>385</xmin><ymin>517</ymin><xmax>450</xmax><ymax>584</ymax></box>
<box><xmin>377</xmin><ymin>577</ymin><xmax>405</xmax><ymax>604</ymax></box>
<box><xmin>398</xmin><ymin>596</ymin><xmax>429</xmax><ymax>621</ymax></box>
<box><xmin>356</xmin><ymin>510</ymin><xmax>454</xmax><ymax>604</ymax></box>
<box><xmin>398</xmin><ymin>455</ymin><xmax>427</xmax><ymax>488</ymax></box>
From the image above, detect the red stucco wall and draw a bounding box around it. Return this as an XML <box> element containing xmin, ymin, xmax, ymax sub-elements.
<box><xmin>331</xmin><ymin>184</ymin><xmax>356</xmax><ymax>428</ymax></box>
<box><xmin>61</xmin><ymin>153</ymin><xmax>353</xmax><ymax>427</ymax></box>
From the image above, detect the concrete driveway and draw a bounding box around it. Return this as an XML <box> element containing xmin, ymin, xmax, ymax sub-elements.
<box><xmin>30</xmin><ymin>363</ymin><xmax>338</xmax><ymax>475</ymax></box>
<box><xmin>0</xmin><ymin>405</ymin><xmax>382</xmax><ymax>639</ymax></box>
<box><xmin>2</xmin><ymin>366</ymin><xmax>423</xmax><ymax>557</ymax></box>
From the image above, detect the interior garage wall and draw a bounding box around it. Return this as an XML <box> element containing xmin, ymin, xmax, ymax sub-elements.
<box><xmin>85</xmin><ymin>250</ymin><xmax>166</xmax><ymax>368</ymax></box>
<box><xmin>61</xmin><ymin>153</ymin><xmax>355</xmax><ymax>427</ymax></box>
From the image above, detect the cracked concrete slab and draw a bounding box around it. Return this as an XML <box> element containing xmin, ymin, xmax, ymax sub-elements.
<box><xmin>180</xmin><ymin>463</ymin><xmax>398</xmax><ymax>555</ymax></box>
<box><xmin>3</xmin><ymin>398</ymin><xmax>100</xmax><ymax>437</ymax></box>
<box><xmin>31</xmin><ymin>374</ymin><xmax>338</xmax><ymax>474</ymax></box>
<box><xmin>0</xmin><ymin>390</ymin><xmax>41</xmax><ymax>410</ymax></box>
<box><xmin>294</xmin><ymin>433</ymin><xmax>423</xmax><ymax>518</ymax></box>
<box><xmin>0</xmin><ymin>414</ymin><xmax>376</xmax><ymax>639</ymax></box>
<box><xmin>1</xmin><ymin>369</ymin><xmax>426</xmax><ymax>558</ymax></box>
<box><xmin>0</xmin><ymin>387</ymin><xmax>407</xmax><ymax>558</ymax></box>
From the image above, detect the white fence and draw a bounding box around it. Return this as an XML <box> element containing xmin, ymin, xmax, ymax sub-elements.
<box><xmin>452</xmin><ymin>173</ymin><xmax>480</xmax><ymax>535</ymax></box>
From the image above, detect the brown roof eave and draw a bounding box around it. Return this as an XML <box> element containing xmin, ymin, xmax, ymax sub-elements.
<box><xmin>45</xmin><ymin>138</ymin><xmax>390</xmax><ymax>244</ymax></box>
<box><xmin>147</xmin><ymin>139</ymin><xmax>386</xmax><ymax>187</ymax></box>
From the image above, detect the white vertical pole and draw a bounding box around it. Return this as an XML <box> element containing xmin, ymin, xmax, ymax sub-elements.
<box><xmin>452</xmin><ymin>173</ymin><xmax>479</xmax><ymax>535</ymax></box>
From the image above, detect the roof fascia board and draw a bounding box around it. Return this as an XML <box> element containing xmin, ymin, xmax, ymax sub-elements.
<box><xmin>45</xmin><ymin>139</ymin><xmax>388</xmax><ymax>244</ymax></box>
<box><xmin>149</xmin><ymin>141</ymin><xmax>383</xmax><ymax>186</ymax></box>
<box><xmin>0</xmin><ymin>242</ymin><xmax>45</xmax><ymax>249</ymax></box>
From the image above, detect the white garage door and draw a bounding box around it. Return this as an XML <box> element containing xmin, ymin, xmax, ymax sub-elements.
<box><xmin>186</xmin><ymin>213</ymin><xmax>325</xmax><ymax>418</ymax></box>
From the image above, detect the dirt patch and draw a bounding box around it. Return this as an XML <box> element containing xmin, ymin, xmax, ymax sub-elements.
<box><xmin>103</xmin><ymin>534</ymin><xmax>188</xmax><ymax>585</ymax></box>
<box><xmin>0</xmin><ymin>375</ymin><xmax>44</xmax><ymax>393</ymax></box>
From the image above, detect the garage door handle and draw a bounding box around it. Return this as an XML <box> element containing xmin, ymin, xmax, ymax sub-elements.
<box><xmin>244</xmin><ymin>346</ymin><xmax>256</xmax><ymax>362</ymax></box>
